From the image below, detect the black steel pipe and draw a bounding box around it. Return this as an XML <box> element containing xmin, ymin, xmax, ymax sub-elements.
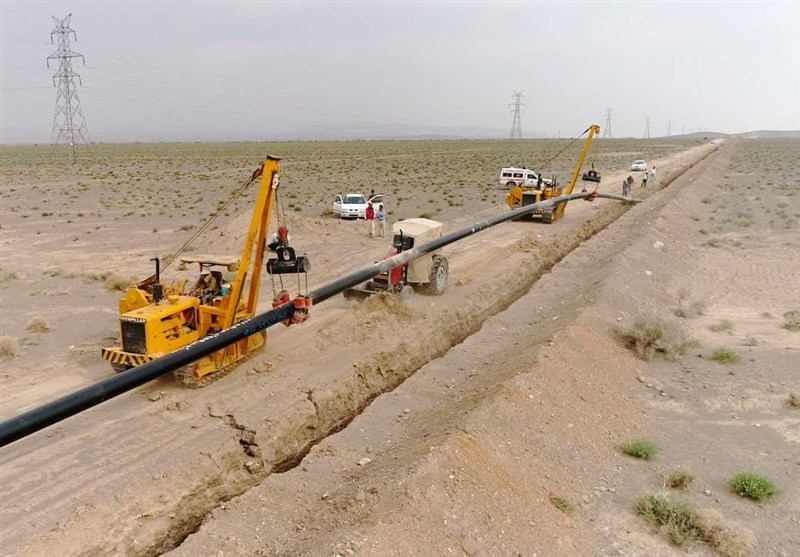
<box><xmin>0</xmin><ymin>191</ymin><xmax>631</xmax><ymax>448</ymax></box>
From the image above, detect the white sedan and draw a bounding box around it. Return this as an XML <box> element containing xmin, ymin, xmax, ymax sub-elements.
<box><xmin>332</xmin><ymin>193</ymin><xmax>384</xmax><ymax>219</ymax></box>
<box><xmin>631</xmin><ymin>160</ymin><xmax>647</xmax><ymax>171</ymax></box>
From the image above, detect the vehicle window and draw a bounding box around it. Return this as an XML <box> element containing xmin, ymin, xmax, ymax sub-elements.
<box><xmin>343</xmin><ymin>195</ymin><xmax>366</xmax><ymax>204</ymax></box>
<box><xmin>513</xmin><ymin>173</ymin><xmax>523</xmax><ymax>178</ymax></box>
<box><xmin>502</xmin><ymin>172</ymin><xmax>511</xmax><ymax>177</ymax></box>
<box><xmin>527</xmin><ymin>174</ymin><xmax>536</xmax><ymax>180</ymax></box>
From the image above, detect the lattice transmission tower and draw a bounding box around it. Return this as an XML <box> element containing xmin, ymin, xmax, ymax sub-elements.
<box><xmin>508</xmin><ymin>91</ymin><xmax>525</xmax><ymax>139</ymax></box>
<box><xmin>602</xmin><ymin>108</ymin><xmax>612</xmax><ymax>138</ymax></box>
<box><xmin>643</xmin><ymin>116</ymin><xmax>651</xmax><ymax>139</ymax></box>
<box><xmin>47</xmin><ymin>14</ymin><xmax>88</xmax><ymax>163</ymax></box>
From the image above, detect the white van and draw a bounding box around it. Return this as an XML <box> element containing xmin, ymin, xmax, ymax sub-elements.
<box><xmin>498</xmin><ymin>167</ymin><xmax>550</xmax><ymax>188</ymax></box>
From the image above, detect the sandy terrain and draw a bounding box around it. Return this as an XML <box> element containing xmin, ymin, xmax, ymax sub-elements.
<box><xmin>1</xmin><ymin>136</ymin><xmax>797</xmax><ymax>557</ymax></box>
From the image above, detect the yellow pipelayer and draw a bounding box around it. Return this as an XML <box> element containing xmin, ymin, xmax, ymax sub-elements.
<box><xmin>102</xmin><ymin>156</ymin><xmax>282</xmax><ymax>381</ymax></box>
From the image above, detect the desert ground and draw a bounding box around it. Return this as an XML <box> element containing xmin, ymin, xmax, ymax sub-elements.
<box><xmin>0</xmin><ymin>135</ymin><xmax>797</xmax><ymax>557</ymax></box>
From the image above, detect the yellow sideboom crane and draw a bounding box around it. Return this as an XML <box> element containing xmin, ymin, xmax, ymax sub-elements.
<box><xmin>102</xmin><ymin>156</ymin><xmax>294</xmax><ymax>381</ymax></box>
<box><xmin>507</xmin><ymin>124</ymin><xmax>601</xmax><ymax>223</ymax></box>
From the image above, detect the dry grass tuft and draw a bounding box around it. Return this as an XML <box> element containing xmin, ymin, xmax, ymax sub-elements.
<box><xmin>104</xmin><ymin>273</ymin><xmax>134</xmax><ymax>292</ymax></box>
<box><xmin>615</xmin><ymin>313</ymin><xmax>693</xmax><ymax>361</ymax></box>
<box><xmin>782</xmin><ymin>309</ymin><xmax>800</xmax><ymax>331</ymax></box>
<box><xmin>708</xmin><ymin>319</ymin><xmax>733</xmax><ymax>332</ymax></box>
<box><xmin>26</xmin><ymin>316</ymin><xmax>51</xmax><ymax>333</ymax></box>
<box><xmin>636</xmin><ymin>495</ymin><xmax>756</xmax><ymax>556</ymax></box>
<box><xmin>664</xmin><ymin>467</ymin><xmax>695</xmax><ymax>490</ymax></box>
<box><xmin>788</xmin><ymin>393</ymin><xmax>800</xmax><ymax>408</ymax></box>
<box><xmin>696</xmin><ymin>508</ymin><xmax>756</xmax><ymax>557</ymax></box>
<box><xmin>0</xmin><ymin>336</ymin><xmax>19</xmax><ymax>360</ymax></box>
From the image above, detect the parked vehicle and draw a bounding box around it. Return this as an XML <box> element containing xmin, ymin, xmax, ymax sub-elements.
<box><xmin>332</xmin><ymin>193</ymin><xmax>383</xmax><ymax>219</ymax></box>
<box><xmin>631</xmin><ymin>160</ymin><xmax>647</xmax><ymax>171</ymax></box>
<box><xmin>498</xmin><ymin>167</ymin><xmax>551</xmax><ymax>188</ymax></box>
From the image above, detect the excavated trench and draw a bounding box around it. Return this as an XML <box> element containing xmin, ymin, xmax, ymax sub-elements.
<box><xmin>123</xmin><ymin>142</ymin><xmax>723</xmax><ymax>557</ymax></box>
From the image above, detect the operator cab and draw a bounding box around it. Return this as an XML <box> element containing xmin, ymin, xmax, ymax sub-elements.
<box><xmin>180</xmin><ymin>257</ymin><xmax>238</xmax><ymax>304</ymax></box>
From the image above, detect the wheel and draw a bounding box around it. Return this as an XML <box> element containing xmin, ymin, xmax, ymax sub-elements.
<box><xmin>421</xmin><ymin>254</ymin><xmax>448</xmax><ymax>295</ymax></box>
<box><xmin>506</xmin><ymin>182</ymin><xmax>516</xmax><ymax>189</ymax></box>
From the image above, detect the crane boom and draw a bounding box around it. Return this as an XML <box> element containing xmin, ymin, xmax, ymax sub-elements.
<box><xmin>553</xmin><ymin>124</ymin><xmax>600</xmax><ymax>220</ymax></box>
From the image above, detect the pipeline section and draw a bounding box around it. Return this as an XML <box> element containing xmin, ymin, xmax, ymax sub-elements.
<box><xmin>0</xmin><ymin>191</ymin><xmax>631</xmax><ymax>448</ymax></box>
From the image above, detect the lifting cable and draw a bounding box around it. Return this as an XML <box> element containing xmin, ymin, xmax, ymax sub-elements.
<box><xmin>160</xmin><ymin>171</ymin><xmax>260</xmax><ymax>273</ymax></box>
<box><xmin>533</xmin><ymin>127</ymin><xmax>591</xmax><ymax>177</ymax></box>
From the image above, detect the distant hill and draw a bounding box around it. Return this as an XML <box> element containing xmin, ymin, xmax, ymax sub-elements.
<box><xmin>740</xmin><ymin>130</ymin><xmax>800</xmax><ymax>139</ymax></box>
<box><xmin>666</xmin><ymin>131</ymin><xmax>729</xmax><ymax>140</ymax></box>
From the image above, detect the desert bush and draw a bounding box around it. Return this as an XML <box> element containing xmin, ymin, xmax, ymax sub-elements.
<box><xmin>710</xmin><ymin>348</ymin><xmax>739</xmax><ymax>364</ymax></box>
<box><xmin>729</xmin><ymin>473</ymin><xmax>777</xmax><ymax>501</ymax></box>
<box><xmin>788</xmin><ymin>393</ymin><xmax>800</xmax><ymax>408</ymax></box>
<box><xmin>0</xmin><ymin>336</ymin><xmax>19</xmax><ymax>360</ymax></box>
<box><xmin>104</xmin><ymin>273</ymin><xmax>133</xmax><ymax>292</ymax></box>
<box><xmin>635</xmin><ymin>495</ymin><xmax>702</xmax><ymax>547</ymax></box>
<box><xmin>696</xmin><ymin>509</ymin><xmax>756</xmax><ymax>557</ymax></box>
<box><xmin>637</xmin><ymin>495</ymin><xmax>755</xmax><ymax>555</ymax></box>
<box><xmin>708</xmin><ymin>319</ymin><xmax>733</xmax><ymax>332</ymax></box>
<box><xmin>618</xmin><ymin>438</ymin><xmax>657</xmax><ymax>460</ymax></box>
<box><xmin>26</xmin><ymin>316</ymin><xmax>51</xmax><ymax>333</ymax></box>
<box><xmin>548</xmin><ymin>494</ymin><xmax>575</xmax><ymax>515</ymax></box>
<box><xmin>615</xmin><ymin>313</ymin><xmax>692</xmax><ymax>361</ymax></box>
<box><xmin>674</xmin><ymin>300</ymin><xmax>706</xmax><ymax>318</ymax></box>
<box><xmin>664</xmin><ymin>467</ymin><xmax>695</xmax><ymax>490</ymax></box>
<box><xmin>781</xmin><ymin>310</ymin><xmax>800</xmax><ymax>331</ymax></box>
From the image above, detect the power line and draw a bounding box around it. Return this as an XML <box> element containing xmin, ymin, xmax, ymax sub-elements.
<box><xmin>508</xmin><ymin>91</ymin><xmax>525</xmax><ymax>139</ymax></box>
<box><xmin>47</xmin><ymin>14</ymin><xmax>89</xmax><ymax>163</ymax></box>
<box><xmin>602</xmin><ymin>107</ymin><xmax>612</xmax><ymax>138</ymax></box>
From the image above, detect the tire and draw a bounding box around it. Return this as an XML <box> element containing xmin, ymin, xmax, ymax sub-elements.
<box><xmin>421</xmin><ymin>254</ymin><xmax>448</xmax><ymax>295</ymax></box>
<box><xmin>506</xmin><ymin>182</ymin><xmax>516</xmax><ymax>189</ymax></box>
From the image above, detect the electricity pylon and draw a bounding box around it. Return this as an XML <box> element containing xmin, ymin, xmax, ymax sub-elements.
<box><xmin>508</xmin><ymin>91</ymin><xmax>525</xmax><ymax>139</ymax></box>
<box><xmin>47</xmin><ymin>14</ymin><xmax>88</xmax><ymax>163</ymax></box>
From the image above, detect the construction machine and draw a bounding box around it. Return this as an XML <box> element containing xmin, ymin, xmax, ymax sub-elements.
<box><xmin>344</xmin><ymin>218</ymin><xmax>449</xmax><ymax>300</ymax></box>
<box><xmin>102</xmin><ymin>156</ymin><xmax>310</xmax><ymax>382</ymax></box>
<box><xmin>506</xmin><ymin>124</ymin><xmax>602</xmax><ymax>223</ymax></box>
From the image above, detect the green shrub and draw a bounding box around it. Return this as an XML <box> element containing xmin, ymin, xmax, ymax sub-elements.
<box><xmin>729</xmin><ymin>473</ymin><xmax>778</xmax><ymax>501</ymax></box>
<box><xmin>618</xmin><ymin>438</ymin><xmax>657</xmax><ymax>460</ymax></box>
<box><xmin>548</xmin><ymin>494</ymin><xmax>575</xmax><ymax>515</ymax></box>
<box><xmin>710</xmin><ymin>348</ymin><xmax>739</xmax><ymax>364</ymax></box>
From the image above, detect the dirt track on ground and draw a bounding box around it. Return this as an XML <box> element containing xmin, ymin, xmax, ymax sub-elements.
<box><xmin>3</xmin><ymin>137</ymin><xmax>798</xmax><ymax>556</ymax></box>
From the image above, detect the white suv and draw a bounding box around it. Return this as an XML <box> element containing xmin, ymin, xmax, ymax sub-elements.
<box><xmin>631</xmin><ymin>160</ymin><xmax>647</xmax><ymax>171</ymax></box>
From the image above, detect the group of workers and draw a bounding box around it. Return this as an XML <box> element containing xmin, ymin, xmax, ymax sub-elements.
<box><xmin>364</xmin><ymin>201</ymin><xmax>387</xmax><ymax>238</ymax></box>
<box><xmin>623</xmin><ymin>166</ymin><xmax>657</xmax><ymax>197</ymax></box>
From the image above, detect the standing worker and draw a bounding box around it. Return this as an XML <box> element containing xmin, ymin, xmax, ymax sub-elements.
<box><xmin>651</xmin><ymin>166</ymin><xmax>657</xmax><ymax>186</ymax></box>
<box><xmin>365</xmin><ymin>201</ymin><xmax>375</xmax><ymax>238</ymax></box>
<box><xmin>642</xmin><ymin>169</ymin><xmax>649</xmax><ymax>188</ymax></box>
<box><xmin>376</xmin><ymin>204</ymin><xmax>387</xmax><ymax>237</ymax></box>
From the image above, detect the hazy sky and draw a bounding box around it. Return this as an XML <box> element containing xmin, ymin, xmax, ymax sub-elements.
<box><xmin>1</xmin><ymin>1</ymin><xmax>798</xmax><ymax>142</ymax></box>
